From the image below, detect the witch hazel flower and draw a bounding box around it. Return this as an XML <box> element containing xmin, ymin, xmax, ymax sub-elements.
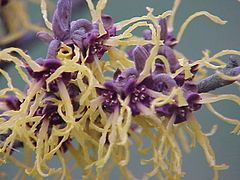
<box><xmin>37</xmin><ymin>0</ymin><xmax>116</xmax><ymax>63</ymax></box>
<box><xmin>0</xmin><ymin>0</ymin><xmax>240</xmax><ymax>179</ymax></box>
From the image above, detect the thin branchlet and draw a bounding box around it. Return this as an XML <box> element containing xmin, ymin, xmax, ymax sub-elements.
<box><xmin>198</xmin><ymin>59</ymin><xmax>240</xmax><ymax>93</ymax></box>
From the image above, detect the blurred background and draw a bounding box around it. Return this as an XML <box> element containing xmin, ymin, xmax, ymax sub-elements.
<box><xmin>0</xmin><ymin>0</ymin><xmax>240</xmax><ymax>179</ymax></box>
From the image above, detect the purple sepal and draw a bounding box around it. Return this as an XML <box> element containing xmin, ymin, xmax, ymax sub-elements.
<box><xmin>95</xmin><ymin>86</ymin><xmax>119</xmax><ymax>113</ymax></box>
<box><xmin>126</xmin><ymin>47</ymin><xmax>134</xmax><ymax>60</ymax></box>
<box><xmin>186</xmin><ymin>92</ymin><xmax>200</xmax><ymax>104</ymax></box>
<box><xmin>36</xmin><ymin>31</ymin><xmax>54</xmax><ymax>43</ymax></box>
<box><xmin>71</xmin><ymin>100</ymin><xmax>80</xmax><ymax>111</ymax></box>
<box><xmin>67</xmin><ymin>83</ymin><xmax>81</xmax><ymax>98</ymax></box>
<box><xmin>133</xmin><ymin>46</ymin><xmax>149</xmax><ymax>73</ymax></box>
<box><xmin>115</xmin><ymin>68</ymin><xmax>138</xmax><ymax>83</ymax></box>
<box><xmin>52</xmin><ymin>0</ymin><xmax>72</xmax><ymax>41</ymax></box>
<box><xmin>43</xmin><ymin>58</ymin><xmax>62</xmax><ymax>69</ymax></box>
<box><xmin>27</xmin><ymin>58</ymin><xmax>61</xmax><ymax>80</ymax></box>
<box><xmin>104</xmin><ymin>80</ymin><xmax>117</xmax><ymax>92</ymax></box>
<box><xmin>155</xmin><ymin>104</ymin><xmax>177</xmax><ymax>117</ymax></box>
<box><xmin>102</xmin><ymin>14</ymin><xmax>114</xmax><ymax>31</ymax></box>
<box><xmin>152</xmin><ymin>73</ymin><xmax>177</xmax><ymax>93</ymax></box>
<box><xmin>182</xmin><ymin>81</ymin><xmax>198</xmax><ymax>92</ymax></box>
<box><xmin>154</xmin><ymin>63</ymin><xmax>166</xmax><ymax>75</ymax></box>
<box><xmin>174</xmin><ymin>107</ymin><xmax>189</xmax><ymax>124</ymax></box>
<box><xmin>129</xmin><ymin>102</ymin><xmax>140</xmax><ymax>116</ymax></box>
<box><xmin>138</xmin><ymin>76</ymin><xmax>154</xmax><ymax>89</ymax></box>
<box><xmin>101</xmin><ymin>14</ymin><xmax>116</xmax><ymax>36</ymax></box>
<box><xmin>165</xmin><ymin>31</ymin><xmax>177</xmax><ymax>48</ymax></box>
<box><xmin>47</xmin><ymin>39</ymin><xmax>61</xmax><ymax>59</ymax></box>
<box><xmin>174</xmin><ymin>73</ymin><xmax>185</xmax><ymax>86</ymax></box>
<box><xmin>128</xmin><ymin>84</ymin><xmax>153</xmax><ymax>116</ymax></box>
<box><xmin>158</xmin><ymin>45</ymin><xmax>180</xmax><ymax>72</ymax></box>
<box><xmin>68</xmin><ymin>15</ymin><xmax>116</xmax><ymax>63</ymax></box>
<box><xmin>26</xmin><ymin>58</ymin><xmax>72</xmax><ymax>92</ymax></box>
<box><xmin>114</xmin><ymin>68</ymin><xmax>138</xmax><ymax>97</ymax></box>
<box><xmin>142</xmin><ymin>18</ymin><xmax>177</xmax><ymax>47</ymax></box>
<box><xmin>70</xmin><ymin>19</ymin><xmax>93</xmax><ymax>35</ymax></box>
<box><xmin>158</xmin><ymin>18</ymin><xmax>167</xmax><ymax>41</ymax></box>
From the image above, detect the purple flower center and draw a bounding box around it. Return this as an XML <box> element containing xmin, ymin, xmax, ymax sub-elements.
<box><xmin>102</xmin><ymin>90</ymin><xmax>118</xmax><ymax>113</ymax></box>
<box><xmin>130</xmin><ymin>85</ymin><xmax>149</xmax><ymax>104</ymax></box>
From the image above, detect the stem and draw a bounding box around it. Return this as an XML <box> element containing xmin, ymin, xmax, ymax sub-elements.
<box><xmin>197</xmin><ymin>59</ymin><xmax>240</xmax><ymax>93</ymax></box>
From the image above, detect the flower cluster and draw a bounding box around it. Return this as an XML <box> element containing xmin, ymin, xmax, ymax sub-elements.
<box><xmin>0</xmin><ymin>0</ymin><xmax>240</xmax><ymax>179</ymax></box>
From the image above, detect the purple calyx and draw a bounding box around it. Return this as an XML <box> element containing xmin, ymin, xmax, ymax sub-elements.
<box><xmin>96</xmin><ymin>86</ymin><xmax>119</xmax><ymax>113</ymax></box>
<box><xmin>37</xmin><ymin>0</ymin><xmax>116</xmax><ymax>63</ymax></box>
<box><xmin>26</xmin><ymin>58</ymin><xmax>71</xmax><ymax>92</ymax></box>
<box><xmin>155</xmin><ymin>81</ymin><xmax>202</xmax><ymax>124</ymax></box>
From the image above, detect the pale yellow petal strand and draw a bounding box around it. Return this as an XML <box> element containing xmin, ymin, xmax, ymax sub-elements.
<box><xmin>56</xmin><ymin>151</ymin><xmax>71</xmax><ymax>180</ymax></box>
<box><xmin>35</xmin><ymin>120</ymin><xmax>50</xmax><ymax>177</ymax></box>
<box><xmin>0</xmin><ymin>69</ymin><xmax>14</xmax><ymax>89</ymax></box>
<box><xmin>57</xmin><ymin>81</ymin><xmax>74</xmax><ymax>118</ymax></box>
<box><xmin>41</xmin><ymin>0</ymin><xmax>53</xmax><ymax>30</ymax></box>
<box><xmin>206</xmin><ymin>103</ymin><xmax>240</xmax><ymax>127</ymax></box>
<box><xmin>178</xmin><ymin>128</ymin><xmax>190</xmax><ymax>153</ymax></box>
<box><xmin>188</xmin><ymin>113</ymin><xmax>229</xmax><ymax>179</ymax></box>
<box><xmin>3</xmin><ymin>48</ymin><xmax>44</xmax><ymax>72</ymax></box>
<box><xmin>115</xmin><ymin>10</ymin><xmax>172</xmax><ymax>31</ymax></box>
<box><xmin>199</xmin><ymin>93</ymin><xmax>240</xmax><ymax>105</ymax></box>
<box><xmin>96</xmin><ymin>0</ymin><xmax>107</xmax><ymax>35</ymax></box>
<box><xmin>85</xmin><ymin>0</ymin><xmax>96</xmax><ymax>20</ymax></box>
<box><xmin>205</xmin><ymin>125</ymin><xmax>218</xmax><ymax>137</ymax></box>
<box><xmin>177</xmin><ymin>11</ymin><xmax>227</xmax><ymax>42</ymax></box>
<box><xmin>168</xmin><ymin>0</ymin><xmax>181</xmax><ymax>32</ymax></box>
<box><xmin>153</xmin><ymin>55</ymin><xmax>171</xmax><ymax>74</ymax></box>
<box><xmin>211</xmin><ymin>49</ymin><xmax>240</xmax><ymax>59</ymax></box>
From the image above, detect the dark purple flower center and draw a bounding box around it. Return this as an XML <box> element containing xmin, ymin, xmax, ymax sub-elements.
<box><xmin>101</xmin><ymin>90</ymin><xmax>119</xmax><ymax>113</ymax></box>
<box><xmin>130</xmin><ymin>85</ymin><xmax>149</xmax><ymax>104</ymax></box>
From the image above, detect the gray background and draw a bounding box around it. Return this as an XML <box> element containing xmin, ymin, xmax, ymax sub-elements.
<box><xmin>0</xmin><ymin>0</ymin><xmax>240</xmax><ymax>179</ymax></box>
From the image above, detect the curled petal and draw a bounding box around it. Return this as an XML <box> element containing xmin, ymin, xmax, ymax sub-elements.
<box><xmin>186</xmin><ymin>92</ymin><xmax>201</xmax><ymax>104</ymax></box>
<box><xmin>133</xmin><ymin>46</ymin><xmax>149</xmax><ymax>73</ymax></box>
<box><xmin>158</xmin><ymin>45</ymin><xmax>180</xmax><ymax>72</ymax></box>
<box><xmin>155</xmin><ymin>104</ymin><xmax>177</xmax><ymax>117</ymax></box>
<box><xmin>115</xmin><ymin>68</ymin><xmax>138</xmax><ymax>83</ymax></box>
<box><xmin>70</xmin><ymin>19</ymin><xmax>93</xmax><ymax>35</ymax></box>
<box><xmin>153</xmin><ymin>73</ymin><xmax>177</xmax><ymax>92</ymax></box>
<box><xmin>182</xmin><ymin>81</ymin><xmax>198</xmax><ymax>92</ymax></box>
<box><xmin>36</xmin><ymin>32</ymin><xmax>54</xmax><ymax>43</ymax></box>
<box><xmin>101</xmin><ymin>14</ymin><xmax>114</xmax><ymax>30</ymax></box>
<box><xmin>52</xmin><ymin>0</ymin><xmax>72</xmax><ymax>41</ymax></box>
<box><xmin>46</xmin><ymin>40</ymin><xmax>61</xmax><ymax>59</ymax></box>
<box><xmin>67</xmin><ymin>84</ymin><xmax>81</xmax><ymax>98</ymax></box>
<box><xmin>114</xmin><ymin>68</ymin><xmax>138</xmax><ymax>96</ymax></box>
<box><xmin>43</xmin><ymin>59</ymin><xmax>61</xmax><ymax>71</ymax></box>
<box><xmin>158</xmin><ymin>18</ymin><xmax>167</xmax><ymax>41</ymax></box>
